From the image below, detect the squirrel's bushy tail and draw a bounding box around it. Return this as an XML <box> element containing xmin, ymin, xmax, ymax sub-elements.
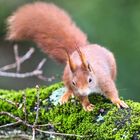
<box><xmin>6</xmin><ymin>2</ymin><xmax>88</xmax><ymax>63</ymax></box>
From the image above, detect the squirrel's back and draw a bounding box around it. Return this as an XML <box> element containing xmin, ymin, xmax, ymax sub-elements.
<box><xmin>7</xmin><ymin>2</ymin><xmax>88</xmax><ymax>63</ymax></box>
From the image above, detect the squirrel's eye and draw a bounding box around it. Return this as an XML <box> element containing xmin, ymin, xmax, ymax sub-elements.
<box><xmin>88</xmin><ymin>78</ymin><xmax>92</xmax><ymax>83</ymax></box>
<box><xmin>72</xmin><ymin>81</ymin><xmax>76</xmax><ymax>86</ymax></box>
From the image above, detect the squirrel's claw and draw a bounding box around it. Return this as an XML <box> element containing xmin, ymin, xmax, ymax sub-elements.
<box><xmin>60</xmin><ymin>95</ymin><xmax>69</xmax><ymax>104</ymax></box>
<box><xmin>113</xmin><ymin>99</ymin><xmax>129</xmax><ymax>108</ymax></box>
<box><xmin>83</xmin><ymin>103</ymin><xmax>94</xmax><ymax>112</ymax></box>
<box><xmin>60</xmin><ymin>91</ymin><xmax>73</xmax><ymax>104</ymax></box>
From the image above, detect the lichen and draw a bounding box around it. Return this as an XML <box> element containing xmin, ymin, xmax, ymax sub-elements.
<box><xmin>0</xmin><ymin>82</ymin><xmax>140</xmax><ymax>140</ymax></box>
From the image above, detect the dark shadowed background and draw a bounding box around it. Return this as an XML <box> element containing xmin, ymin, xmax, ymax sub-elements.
<box><xmin>0</xmin><ymin>0</ymin><xmax>140</xmax><ymax>101</ymax></box>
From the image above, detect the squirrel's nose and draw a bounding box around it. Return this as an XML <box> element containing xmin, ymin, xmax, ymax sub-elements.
<box><xmin>78</xmin><ymin>88</ymin><xmax>90</xmax><ymax>96</ymax></box>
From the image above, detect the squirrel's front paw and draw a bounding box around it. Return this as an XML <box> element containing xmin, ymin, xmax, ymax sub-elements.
<box><xmin>112</xmin><ymin>98</ymin><xmax>128</xmax><ymax>108</ymax></box>
<box><xmin>60</xmin><ymin>91</ymin><xmax>73</xmax><ymax>104</ymax></box>
<box><xmin>60</xmin><ymin>94</ymin><xmax>69</xmax><ymax>104</ymax></box>
<box><xmin>83</xmin><ymin>103</ymin><xmax>94</xmax><ymax>112</ymax></box>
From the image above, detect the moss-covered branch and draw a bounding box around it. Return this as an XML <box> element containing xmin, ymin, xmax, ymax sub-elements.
<box><xmin>0</xmin><ymin>83</ymin><xmax>140</xmax><ymax>139</ymax></box>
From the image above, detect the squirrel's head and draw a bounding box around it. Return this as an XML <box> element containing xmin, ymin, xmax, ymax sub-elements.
<box><xmin>65</xmin><ymin>47</ymin><xmax>98</xmax><ymax>96</ymax></box>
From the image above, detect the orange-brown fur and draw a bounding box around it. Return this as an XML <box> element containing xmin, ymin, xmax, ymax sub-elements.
<box><xmin>6</xmin><ymin>2</ymin><xmax>88</xmax><ymax>63</ymax></box>
<box><xmin>62</xmin><ymin>44</ymin><xmax>128</xmax><ymax>111</ymax></box>
<box><xmin>6</xmin><ymin>2</ymin><xmax>128</xmax><ymax>111</ymax></box>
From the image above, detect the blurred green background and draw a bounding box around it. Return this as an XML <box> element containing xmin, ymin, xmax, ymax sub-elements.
<box><xmin>0</xmin><ymin>0</ymin><xmax>140</xmax><ymax>101</ymax></box>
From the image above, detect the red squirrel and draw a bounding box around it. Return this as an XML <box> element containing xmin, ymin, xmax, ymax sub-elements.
<box><xmin>6</xmin><ymin>2</ymin><xmax>128</xmax><ymax>111</ymax></box>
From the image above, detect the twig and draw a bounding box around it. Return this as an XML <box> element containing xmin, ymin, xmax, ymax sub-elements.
<box><xmin>34</xmin><ymin>85</ymin><xmax>40</xmax><ymax>126</ymax></box>
<box><xmin>0</xmin><ymin>44</ymin><xmax>55</xmax><ymax>82</ymax></box>
<box><xmin>32</xmin><ymin>85</ymin><xmax>40</xmax><ymax>140</ymax></box>
<box><xmin>14</xmin><ymin>44</ymin><xmax>20</xmax><ymax>72</ymax></box>
<box><xmin>0</xmin><ymin>134</ymin><xmax>32</xmax><ymax>140</ymax></box>
<box><xmin>0</xmin><ymin>84</ymin><xmax>91</xmax><ymax>139</ymax></box>
<box><xmin>0</xmin><ymin>47</ymin><xmax>34</xmax><ymax>71</ymax></box>
<box><xmin>0</xmin><ymin>110</ymin><xmax>90</xmax><ymax>138</ymax></box>
<box><xmin>0</xmin><ymin>70</ymin><xmax>42</xmax><ymax>78</ymax></box>
<box><xmin>0</xmin><ymin>112</ymin><xmax>32</xmax><ymax>128</ymax></box>
<box><xmin>36</xmin><ymin>59</ymin><xmax>46</xmax><ymax>70</ymax></box>
<box><xmin>37</xmin><ymin>75</ymin><xmax>55</xmax><ymax>82</ymax></box>
<box><xmin>0</xmin><ymin>111</ymin><xmax>51</xmax><ymax>129</ymax></box>
<box><xmin>0</xmin><ymin>121</ymin><xmax>21</xmax><ymax>129</ymax></box>
<box><xmin>0</xmin><ymin>96</ymin><xmax>18</xmax><ymax>107</ymax></box>
<box><xmin>36</xmin><ymin>128</ymin><xmax>91</xmax><ymax>138</ymax></box>
<box><xmin>36</xmin><ymin>122</ymin><xmax>60</xmax><ymax>127</ymax></box>
<box><xmin>32</xmin><ymin>128</ymin><xmax>35</xmax><ymax>140</ymax></box>
<box><xmin>0</xmin><ymin>58</ymin><xmax>47</xmax><ymax>78</ymax></box>
<box><xmin>37</xmin><ymin>75</ymin><xmax>48</xmax><ymax>81</ymax></box>
<box><xmin>23</xmin><ymin>91</ymin><xmax>27</xmax><ymax>122</ymax></box>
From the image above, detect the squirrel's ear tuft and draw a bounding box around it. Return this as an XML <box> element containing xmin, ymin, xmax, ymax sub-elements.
<box><xmin>75</xmin><ymin>46</ymin><xmax>95</xmax><ymax>73</ymax></box>
<box><xmin>75</xmin><ymin>46</ymin><xmax>88</xmax><ymax>69</ymax></box>
<box><xmin>67</xmin><ymin>56</ymin><xmax>76</xmax><ymax>73</ymax></box>
<box><xmin>64</xmin><ymin>49</ymin><xmax>76</xmax><ymax>73</ymax></box>
<box><xmin>87</xmin><ymin>62</ymin><xmax>94</xmax><ymax>73</ymax></box>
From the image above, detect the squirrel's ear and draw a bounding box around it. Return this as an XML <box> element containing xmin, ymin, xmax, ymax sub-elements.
<box><xmin>75</xmin><ymin>46</ymin><xmax>87</xmax><ymax>69</ymax></box>
<box><xmin>64</xmin><ymin>49</ymin><xmax>76</xmax><ymax>73</ymax></box>
<box><xmin>75</xmin><ymin>46</ymin><xmax>95</xmax><ymax>73</ymax></box>
<box><xmin>67</xmin><ymin>55</ymin><xmax>76</xmax><ymax>73</ymax></box>
<box><xmin>87</xmin><ymin>62</ymin><xmax>94</xmax><ymax>73</ymax></box>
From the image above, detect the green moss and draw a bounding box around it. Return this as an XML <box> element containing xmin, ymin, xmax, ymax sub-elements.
<box><xmin>0</xmin><ymin>82</ymin><xmax>140</xmax><ymax>140</ymax></box>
